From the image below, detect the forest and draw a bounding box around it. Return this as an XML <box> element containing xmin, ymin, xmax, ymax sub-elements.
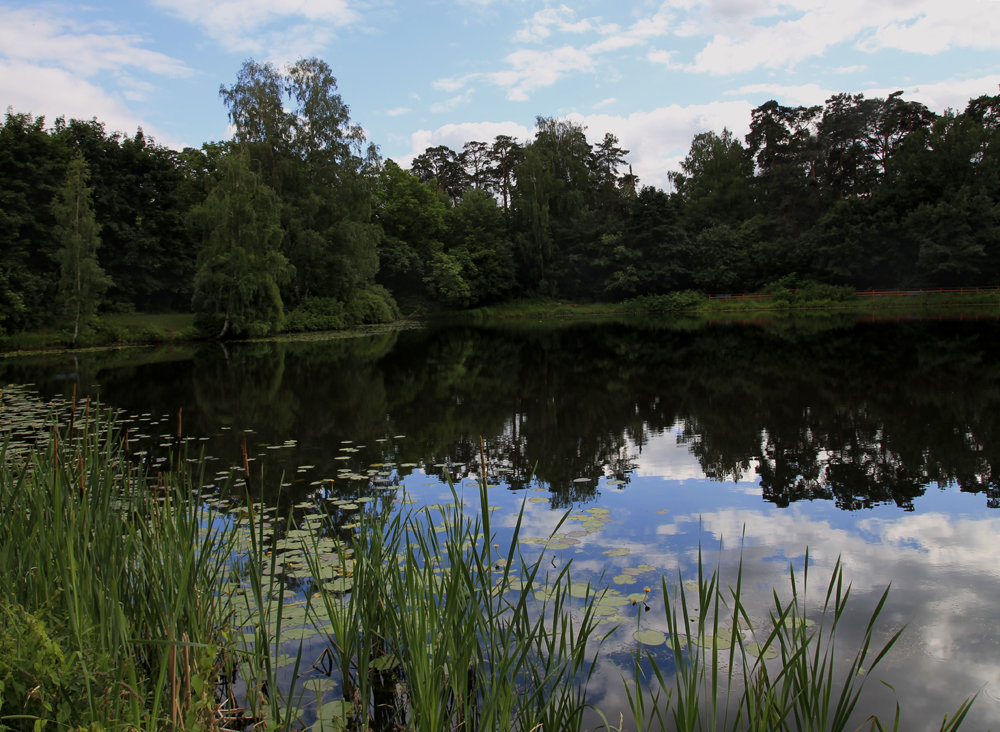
<box><xmin>1</xmin><ymin>57</ymin><xmax>999</xmax><ymax>340</ymax></box>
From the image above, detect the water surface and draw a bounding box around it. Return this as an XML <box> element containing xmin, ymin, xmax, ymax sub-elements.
<box><xmin>4</xmin><ymin>317</ymin><xmax>999</xmax><ymax>729</ymax></box>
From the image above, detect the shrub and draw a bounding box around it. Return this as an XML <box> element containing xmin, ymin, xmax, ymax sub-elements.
<box><xmin>284</xmin><ymin>297</ymin><xmax>348</xmax><ymax>333</ymax></box>
<box><xmin>344</xmin><ymin>285</ymin><xmax>401</xmax><ymax>325</ymax></box>
<box><xmin>629</xmin><ymin>290</ymin><xmax>707</xmax><ymax>315</ymax></box>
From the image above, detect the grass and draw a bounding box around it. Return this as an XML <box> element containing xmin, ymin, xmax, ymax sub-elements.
<box><xmin>0</xmin><ymin>312</ymin><xmax>199</xmax><ymax>354</ymax></box>
<box><xmin>617</xmin><ymin>549</ymin><xmax>976</xmax><ymax>732</ymax></box>
<box><xmin>0</xmin><ymin>392</ymin><xmax>978</xmax><ymax>731</ymax></box>
<box><xmin>460</xmin><ymin>290</ymin><xmax>1000</xmax><ymax>324</ymax></box>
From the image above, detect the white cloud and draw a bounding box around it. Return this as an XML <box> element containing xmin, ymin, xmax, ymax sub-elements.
<box><xmin>400</xmin><ymin>120</ymin><xmax>534</xmax><ymax>167</ymax></box>
<box><xmin>385</xmin><ymin>106</ymin><xmax>412</xmax><ymax>117</ymax></box>
<box><xmin>726</xmin><ymin>82</ymin><xmax>836</xmax><ymax>107</ymax></box>
<box><xmin>492</xmin><ymin>45</ymin><xmax>595</xmax><ymax>101</ymax></box>
<box><xmin>512</xmin><ymin>5</ymin><xmax>598</xmax><ymax>44</ymax></box>
<box><xmin>0</xmin><ymin>8</ymin><xmax>191</xmax><ymax>146</ymax></box>
<box><xmin>0</xmin><ymin>61</ymin><xmax>184</xmax><ymax>147</ymax></box>
<box><xmin>861</xmin><ymin>74</ymin><xmax>1000</xmax><ymax>114</ymax></box>
<box><xmin>566</xmin><ymin>100</ymin><xmax>754</xmax><ymax>189</ymax></box>
<box><xmin>662</xmin><ymin>0</ymin><xmax>1000</xmax><ymax>75</ymax></box>
<box><xmin>431</xmin><ymin>90</ymin><xmax>475</xmax><ymax>114</ymax></box>
<box><xmin>152</xmin><ymin>0</ymin><xmax>360</xmax><ymax>54</ymax></box>
<box><xmin>0</xmin><ymin>7</ymin><xmax>191</xmax><ymax>78</ymax></box>
<box><xmin>438</xmin><ymin>5</ymin><xmax>674</xmax><ymax>103</ymax></box>
<box><xmin>864</xmin><ymin>1</ymin><xmax>1000</xmax><ymax>55</ymax></box>
<box><xmin>647</xmin><ymin>49</ymin><xmax>681</xmax><ymax>68</ymax></box>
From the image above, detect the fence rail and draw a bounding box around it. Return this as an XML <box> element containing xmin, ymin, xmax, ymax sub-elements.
<box><xmin>708</xmin><ymin>286</ymin><xmax>1000</xmax><ymax>301</ymax></box>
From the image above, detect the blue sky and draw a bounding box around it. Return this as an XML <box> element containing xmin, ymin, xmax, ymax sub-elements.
<box><xmin>2</xmin><ymin>0</ymin><xmax>999</xmax><ymax>188</ymax></box>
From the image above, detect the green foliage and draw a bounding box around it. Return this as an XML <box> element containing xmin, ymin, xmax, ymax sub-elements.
<box><xmin>424</xmin><ymin>249</ymin><xmax>473</xmax><ymax>307</ymax></box>
<box><xmin>446</xmin><ymin>189</ymin><xmax>517</xmax><ymax>305</ymax></box>
<box><xmin>629</xmin><ymin>290</ymin><xmax>707</xmax><ymax>314</ymax></box>
<box><xmin>374</xmin><ymin>159</ymin><xmax>449</xmax><ymax>298</ymax></box>
<box><xmin>671</xmin><ymin>128</ymin><xmax>756</xmax><ymax>232</ymax></box>
<box><xmin>190</xmin><ymin>152</ymin><xmax>292</xmax><ymax>338</ymax></box>
<box><xmin>284</xmin><ymin>296</ymin><xmax>347</xmax><ymax>332</ymax></box>
<box><xmin>220</xmin><ymin>58</ymin><xmax>378</xmax><ymax>306</ymax></box>
<box><xmin>0</xmin><ymin>597</ymin><xmax>116</xmax><ymax>727</ymax></box>
<box><xmin>763</xmin><ymin>276</ymin><xmax>855</xmax><ymax>306</ymax></box>
<box><xmin>0</xmin><ymin>394</ymin><xmax>240</xmax><ymax>729</ymax></box>
<box><xmin>0</xmin><ymin>111</ymin><xmax>72</xmax><ymax>332</ymax></box>
<box><xmin>343</xmin><ymin>284</ymin><xmax>401</xmax><ymax>325</ymax></box>
<box><xmin>51</xmin><ymin>151</ymin><xmax>111</xmax><ymax>346</ymax></box>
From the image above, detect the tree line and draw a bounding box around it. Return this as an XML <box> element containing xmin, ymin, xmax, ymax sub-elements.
<box><xmin>2</xmin><ymin>57</ymin><xmax>999</xmax><ymax>339</ymax></box>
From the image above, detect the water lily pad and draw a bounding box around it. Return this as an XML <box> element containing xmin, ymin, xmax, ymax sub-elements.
<box><xmin>312</xmin><ymin>699</ymin><xmax>351</xmax><ymax>731</ymax></box>
<box><xmin>324</xmin><ymin>577</ymin><xmax>353</xmax><ymax>593</ymax></box>
<box><xmin>613</xmin><ymin>574</ymin><xmax>638</xmax><ymax>585</ymax></box>
<box><xmin>634</xmin><ymin>629</ymin><xmax>666</xmax><ymax>646</ymax></box>
<box><xmin>603</xmin><ymin>548</ymin><xmax>630</xmax><ymax>557</ymax></box>
<box><xmin>300</xmin><ymin>677</ymin><xmax>339</xmax><ymax>694</ymax></box>
<box><xmin>745</xmin><ymin>642</ymin><xmax>779</xmax><ymax>660</ymax></box>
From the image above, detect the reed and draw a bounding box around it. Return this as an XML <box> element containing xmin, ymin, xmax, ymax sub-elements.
<box><xmin>619</xmin><ymin>547</ymin><xmax>976</xmax><ymax>732</ymax></box>
<box><xmin>236</xmin><ymin>470</ymin><xmax>609</xmax><ymax>731</ymax></box>
<box><xmin>0</xmin><ymin>403</ymin><xmax>239</xmax><ymax>730</ymax></box>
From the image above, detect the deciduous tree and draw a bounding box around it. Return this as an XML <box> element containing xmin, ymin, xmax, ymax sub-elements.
<box><xmin>52</xmin><ymin>152</ymin><xmax>110</xmax><ymax>345</ymax></box>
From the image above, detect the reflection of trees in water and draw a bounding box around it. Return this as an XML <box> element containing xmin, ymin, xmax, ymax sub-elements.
<box><xmin>376</xmin><ymin>320</ymin><xmax>1000</xmax><ymax>510</ymax></box>
<box><xmin>21</xmin><ymin>319</ymin><xmax>999</xmax><ymax>511</ymax></box>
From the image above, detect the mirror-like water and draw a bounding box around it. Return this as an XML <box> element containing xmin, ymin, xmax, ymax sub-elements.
<box><xmin>4</xmin><ymin>317</ymin><xmax>1000</xmax><ymax>729</ymax></box>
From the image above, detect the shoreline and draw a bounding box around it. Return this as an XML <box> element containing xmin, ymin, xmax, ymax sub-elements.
<box><xmin>4</xmin><ymin>290</ymin><xmax>998</xmax><ymax>357</ymax></box>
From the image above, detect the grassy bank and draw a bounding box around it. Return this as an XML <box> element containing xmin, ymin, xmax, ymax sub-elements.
<box><xmin>462</xmin><ymin>288</ymin><xmax>1000</xmax><ymax>323</ymax></box>
<box><xmin>5</xmin><ymin>286</ymin><xmax>999</xmax><ymax>354</ymax></box>
<box><xmin>0</xmin><ymin>389</ymin><xmax>976</xmax><ymax>730</ymax></box>
<box><xmin>0</xmin><ymin>313</ymin><xmax>200</xmax><ymax>354</ymax></box>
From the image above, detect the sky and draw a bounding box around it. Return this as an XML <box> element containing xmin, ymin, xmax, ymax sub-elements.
<box><xmin>2</xmin><ymin>0</ymin><xmax>999</xmax><ymax>189</ymax></box>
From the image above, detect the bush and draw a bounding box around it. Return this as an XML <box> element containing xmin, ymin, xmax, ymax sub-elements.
<box><xmin>764</xmin><ymin>276</ymin><xmax>854</xmax><ymax>306</ymax></box>
<box><xmin>344</xmin><ymin>285</ymin><xmax>401</xmax><ymax>325</ymax></box>
<box><xmin>628</xmin><ymin>290</ymin><xmax>707</xmax><ymax>315</ymax></box>
<box><xmin>284</xmin><ymin>297</ymin><xmax>348</xmax><ymax>333</ymax></box>
<box><xmin>0</xmin><ymin>597</ymin><xmax>117</xmax><ymax>727</ymax></box>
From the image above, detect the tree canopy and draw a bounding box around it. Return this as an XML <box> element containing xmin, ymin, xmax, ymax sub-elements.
<box><xmin>3</xmin><ymin>73</ymin><xmax>1000</xmax><ymax>338</ymax></box>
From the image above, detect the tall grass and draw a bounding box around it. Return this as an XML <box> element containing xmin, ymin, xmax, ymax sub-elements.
<box><xmin>620</xmin><ymin>548</ymin><xmax>975</xmax><ymax>732</ymax></box>
<box><xmin>0</xmin><ymin>398</ymin><xmax>239</xmax><ymax>730</ymax></box>
<box><xmin>236</xmin><ymin>453</ymin><xmax>609</xmax><ymax>731</ymax></box>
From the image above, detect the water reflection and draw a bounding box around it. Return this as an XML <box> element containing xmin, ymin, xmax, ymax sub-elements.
<box><xmin>4</xmin><ymin>319</ymin><xmax>1000</xmax><ymax>509</ymax></box>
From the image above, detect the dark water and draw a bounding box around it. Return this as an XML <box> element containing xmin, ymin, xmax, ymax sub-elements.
<box><xmin>4</xmin><ymin>317</ymin><xmax>1000</xmax><ymax>729</ymax></box>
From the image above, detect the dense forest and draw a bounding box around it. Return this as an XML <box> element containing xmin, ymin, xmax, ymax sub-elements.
<box><xmin>2</xmin><ymin>57</ymin><xmax>999</xmax><ymax>339</ymax></box>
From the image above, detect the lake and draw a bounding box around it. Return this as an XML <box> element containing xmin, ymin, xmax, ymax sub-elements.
<box><xmin>3</xmin><ymin>315</ymin><xmax>999</xmax><ymax>729</ymax></box>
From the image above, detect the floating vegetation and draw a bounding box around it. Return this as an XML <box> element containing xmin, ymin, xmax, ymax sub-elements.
<box><xmin>634</xmin><ymin>629</ymin><xmax>667</xmax><ymax>646</ymax></box>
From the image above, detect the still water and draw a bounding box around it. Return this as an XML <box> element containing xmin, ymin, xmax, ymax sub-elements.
<box><xmin>4</xmin><ymin>317</ymin><xmax>1000</xmax><ymax>729</ymax></box>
